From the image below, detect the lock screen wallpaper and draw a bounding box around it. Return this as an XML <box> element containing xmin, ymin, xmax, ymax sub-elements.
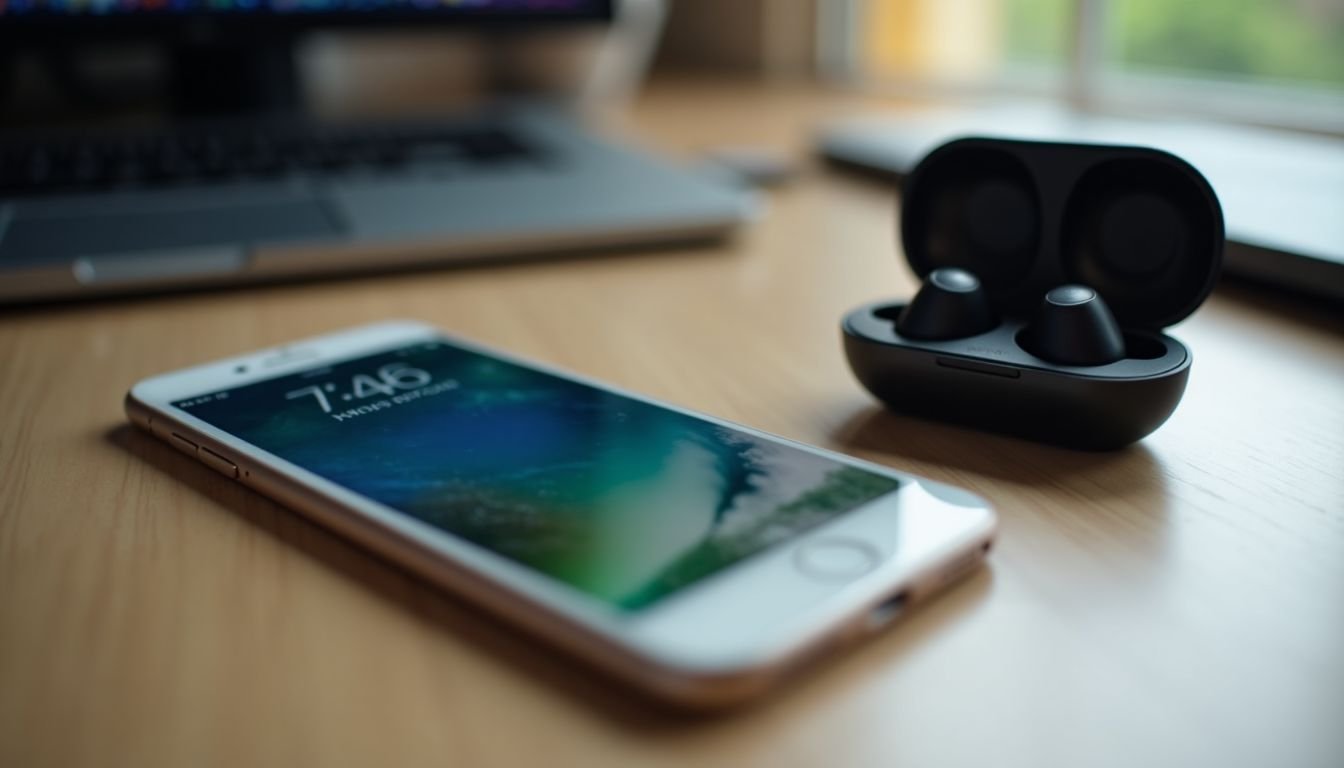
<box><xmin>176</xmin><ymin>340</ymin><xmax>901</xmax><ymax>611</ymax></box>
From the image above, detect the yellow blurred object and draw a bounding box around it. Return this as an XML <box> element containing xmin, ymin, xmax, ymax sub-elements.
<box><xmin>862</xmin><ymin>0</ymin><xmax>1003</xmax><ymax>79</ymax></box>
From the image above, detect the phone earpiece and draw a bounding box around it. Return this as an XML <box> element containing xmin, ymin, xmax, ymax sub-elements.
<box><xmin>896</xmin><ymin>267</ymin><xmax>997</xmax><ymax>340</ymax></box>
<box><xmin>1023</xmin><ymin>284</ymin><xmax>1126</xmax><ymax>366</ymax></box>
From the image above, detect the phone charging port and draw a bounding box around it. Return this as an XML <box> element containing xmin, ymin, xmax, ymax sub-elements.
<box><xmin>865</xmin><ymin>591</ymin><xmax>909</xmax><ymax>631</ymax></box>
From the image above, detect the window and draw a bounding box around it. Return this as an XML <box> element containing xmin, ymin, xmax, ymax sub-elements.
<box><xmin>820</xmin><ymin>0</ymin><xmax>1344</xmax><ymax>134</ymax></box>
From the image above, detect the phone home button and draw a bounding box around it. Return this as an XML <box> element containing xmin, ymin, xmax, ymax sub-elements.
<box><xmin>794</xmin><ymin>538</ymin><xmax>881</xmax><ymax>581</ymax></box>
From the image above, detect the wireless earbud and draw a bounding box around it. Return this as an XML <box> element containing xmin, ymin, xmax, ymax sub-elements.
<box><xmin>896</xmin><ymin>267</ymin><xmax>997</xmax><ymax>340</ymax></box>
<box><xmin>1023</xmin><ymin>285</ymin><xmax>1126</xmax><ymax>366</ymax></box>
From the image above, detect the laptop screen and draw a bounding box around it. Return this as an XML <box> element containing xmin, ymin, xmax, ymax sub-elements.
<box><xmin>0</xmin><ymin>0</ymin><xmax>611</xmax><ymax>21</ymax></box>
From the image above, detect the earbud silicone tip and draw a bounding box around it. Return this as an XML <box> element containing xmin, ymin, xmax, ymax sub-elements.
<box><xmin>1026</xmin><ymin>285</ymin><xmax>1126</xmax><ymax>366</ymax></box>
<box><xmin>895</xmin><ymin>267</ymin><xmax>997</xmax><ymax>340</ymax></box>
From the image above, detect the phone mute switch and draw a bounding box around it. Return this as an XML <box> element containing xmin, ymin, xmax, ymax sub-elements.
<box><xmin>198</xmin><ymin>447</ymin><xmax>239</xmax><ymax>480</ymax></box>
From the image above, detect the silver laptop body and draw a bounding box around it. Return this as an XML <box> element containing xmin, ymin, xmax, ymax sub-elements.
<box><xmin>0</xmin><ymin>106</ymin><xmax>746</xmax><ymax>304</ymax></box>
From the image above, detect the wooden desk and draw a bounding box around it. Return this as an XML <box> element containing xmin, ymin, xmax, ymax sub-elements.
<box><xmin>2</xmin><ymin>80</ymin><xmax>1342</xmax><ymax>768</ymax></box>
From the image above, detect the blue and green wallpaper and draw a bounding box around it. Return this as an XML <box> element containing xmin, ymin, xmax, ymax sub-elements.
<box><xmin>177</xmin><ymin>340</ymin><xmax>901</xmax><ymax>611</ymax></box>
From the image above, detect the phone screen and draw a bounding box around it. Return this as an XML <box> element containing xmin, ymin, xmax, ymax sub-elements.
<box><xmin>175</xmin><ymin>340</ymin><xmax>901</xmax><ymax>611</ymax></box>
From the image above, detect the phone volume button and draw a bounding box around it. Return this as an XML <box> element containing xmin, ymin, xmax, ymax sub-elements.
<box><xmin>198</xmin><ymin>446</ymin><xmax>240</xmax><ymax>480</ymax></box>
<box><xmin>169</xmin><ymin>432</ymin><xmax>199</xmax><ymax>457</ymax></box>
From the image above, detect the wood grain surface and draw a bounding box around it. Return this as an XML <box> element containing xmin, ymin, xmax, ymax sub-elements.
<box><xmin>2</xmin><ymin>79</ymin><xmax>1342</xmax><ymax>768</ymax></box>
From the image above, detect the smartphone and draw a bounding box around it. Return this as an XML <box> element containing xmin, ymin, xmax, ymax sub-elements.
<box><xmin>126</xmin><ymin>321</ymin><xmax>996</xmax><ymax>707</ymax></box>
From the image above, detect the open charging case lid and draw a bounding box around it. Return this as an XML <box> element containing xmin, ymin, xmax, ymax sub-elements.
<box><xmin>899</xmin><ymin>137</ymin><xmax>1224</xmax><ymax>331</ymax></box>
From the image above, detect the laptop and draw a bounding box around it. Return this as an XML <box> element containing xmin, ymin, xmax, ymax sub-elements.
<box><xmin>819</xmin><ymin>105</ymin><xmax>1344</xmax><ymax>302</ymax></box>
<box><xmin>0</xmin><ymin>1</ymin><xmax>747</xmax><ymax>304</ymax></box>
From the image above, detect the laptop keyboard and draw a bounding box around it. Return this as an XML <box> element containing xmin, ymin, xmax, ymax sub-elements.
<box><xmin>0</xmin><ymin>119</ymin><xmax>547</xmax><ymax>199</ymax></box>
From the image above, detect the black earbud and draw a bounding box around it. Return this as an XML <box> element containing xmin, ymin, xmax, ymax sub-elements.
<box><xmin>896</xmin><ymin>267</ymin><xmax>997</xmax><ymax>340</ymax></box>
<box><xmin>1024</xmin><ymin>284</ymin><xmax>1126</xmax><ymax>366</ymax></box>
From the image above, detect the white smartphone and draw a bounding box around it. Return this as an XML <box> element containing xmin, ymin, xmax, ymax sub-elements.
<box><xmin>126</xmin><ymin>320</ymin><xmax>996</xmax><ymax>707</ymax></box>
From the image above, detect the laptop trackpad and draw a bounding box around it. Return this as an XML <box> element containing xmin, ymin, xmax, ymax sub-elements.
<box><xmin>2</xmin><ymin>198</ymin><xmax>343</xmax><ymax>284</ymax></box>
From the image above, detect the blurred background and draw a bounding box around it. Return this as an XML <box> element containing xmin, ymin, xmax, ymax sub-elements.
<box><xmin>656</xmin><ymin>0</ymin><xmax>1344</xmax><ymax>299</ymax></box>
<box><xmin>2</xmin><ymin>0</ymin><xmax>1341</xmax><ymax>302</ymax></box>
<box><xmin>657</xmin><ymin>0</ymin><xmax>1343</xmax><ymax>134</ymax></box>
<box><xmin>6</xmin><ymin>0</ymin><xmax>1340</xmax><ymax>132</ymax></box>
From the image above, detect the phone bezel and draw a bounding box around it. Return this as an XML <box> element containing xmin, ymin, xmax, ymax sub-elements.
<box><xmin>126</xmin><ymin>320</ymin><xmax>996</xmax><ymax>701</ymax></box>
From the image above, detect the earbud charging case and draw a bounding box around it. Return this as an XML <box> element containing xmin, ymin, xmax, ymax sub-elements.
<box><xmin>842</xmin><ymin>138</ymin><xmax>1224</xmax><ymax>450</ymax></box>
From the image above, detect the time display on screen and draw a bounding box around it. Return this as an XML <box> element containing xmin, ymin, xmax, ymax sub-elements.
<box><xmin>283</xmin><ymin>362</ymin><xmax>460</xmax><ymax>422</ymax></box>
<box><xmin>286</xmin><ymin>362</ymin><xmax>432</xmax><ymax>413</ymax></box>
